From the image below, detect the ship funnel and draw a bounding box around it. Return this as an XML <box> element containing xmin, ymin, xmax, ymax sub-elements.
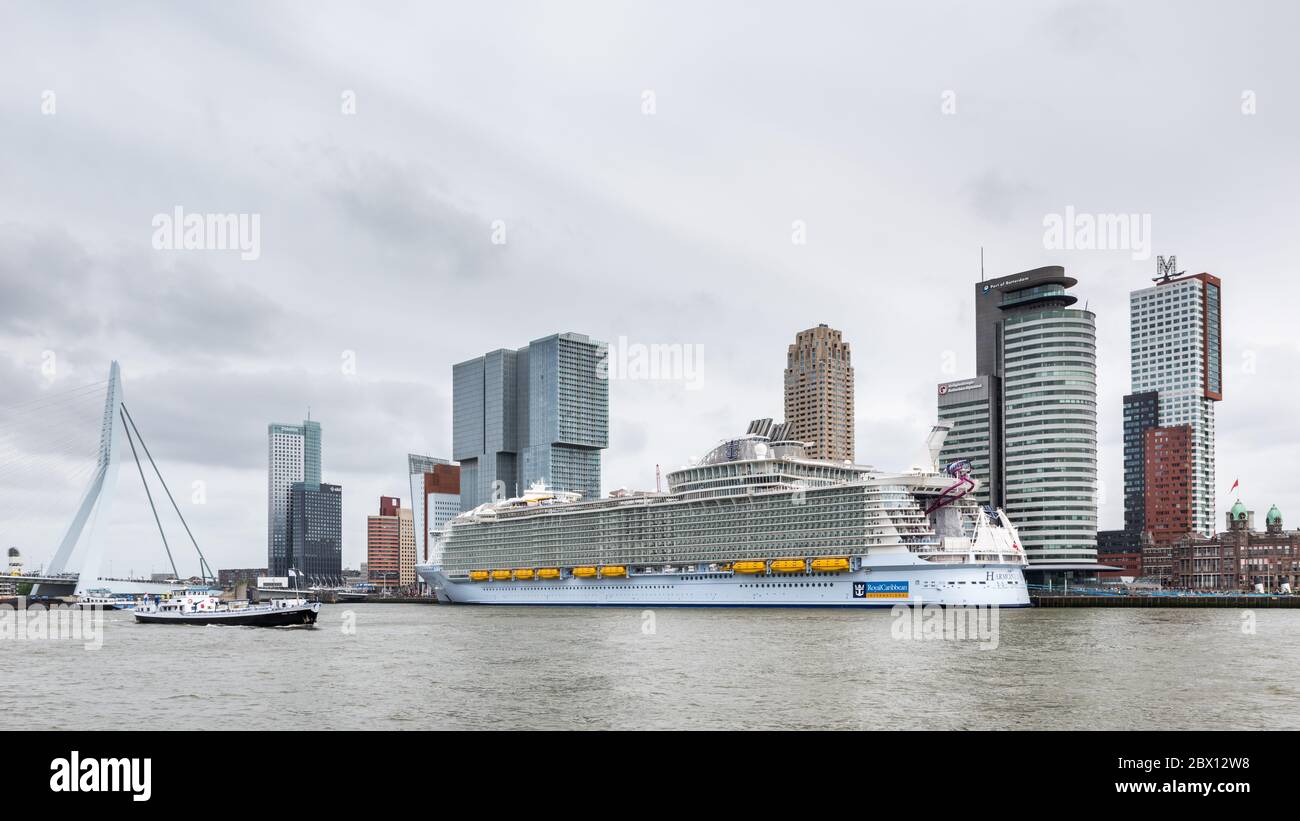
<box><xmin>926</xmin><ymin>422</ymin><xmax>953</xmax><ymax>471</ymax></box>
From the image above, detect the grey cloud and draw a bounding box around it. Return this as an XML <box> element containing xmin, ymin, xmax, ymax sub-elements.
<box><xmin>0</xmin><ymin>225</ymin><xmax>97</xmax><ymax>336</ymax></box>
<box><xmin>0</xmin><ymin>225</ymin><xmax>286</xmax><ymax>358</ymax></box>
<box><xmin>963</xmin><ymin>171</ymin><xmax>1039</xmax><ymax>225</ymax></box>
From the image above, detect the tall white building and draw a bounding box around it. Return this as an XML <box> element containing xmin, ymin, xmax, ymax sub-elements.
<box><xmin>1128</xmin><ymin>271</ymin><xmax>1222</xmax><ymax>537</ymax></box>
<box><xmin>268</xmin><ymin>419</ymin><xmax>320</xmax><ymax>575</ymax></box>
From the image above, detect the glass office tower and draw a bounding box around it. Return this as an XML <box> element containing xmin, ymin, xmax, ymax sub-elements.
<box><xmin>268</xmin><ymin>419</ymin><xmax>321</xmax><ymax>576</ymax></box>
<box><xmin>453</xmin><ymin>332</ymin><xmax>608</xmax><ymax>510</ymax></box>
<box><xmin>287</xmin><ymin>481</ymin><xmax>342</xmax><ymax>584</ymax></box>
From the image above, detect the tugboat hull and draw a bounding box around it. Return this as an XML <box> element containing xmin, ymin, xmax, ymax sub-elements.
<box><xmin>134</xmin><ymin>603</ymin><xmax>320</xmax><ymax>627</ymax></box>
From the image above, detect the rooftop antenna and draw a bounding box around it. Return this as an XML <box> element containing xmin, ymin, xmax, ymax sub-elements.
<box><xmin>980</xmin><ymin>246</ymin><xmax>984</xmax><ymax>281</ymax></box>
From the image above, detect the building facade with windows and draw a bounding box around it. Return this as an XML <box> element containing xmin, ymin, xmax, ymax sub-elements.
<box><xmin>287</xmin><ymin>481</ymin><xmax>342</xmax><ymax>584</ymax></box>
<box><xmin>1121</xmin><ymin>390</ymin><xmax>1160</xmax><ymax>535</ymax></box>
<box><xmin>936</xmin><ymin>375</ymin><xmax>998</xmax><ymax>509</ymax></box>
<box><xmin>783</xmin><ymin>324</ymin><xmax>855</xmax><ymax>462</ymax></box>
<box><xmin>1144</xmin><ymin>424</ymin><xmax>1195</xmax><ymax>544</ymax></box>
<box><xmin>367</xmin><ymin>496</ymin><xmax>402</xmax><ymax>590</ymax></box>
<box><xmin>453</xmin><ymin>333</ymin><xmax>608</xmax><ymax>510</ymax></box>
<box><xmin>1127</xmin><ymin>272</ymin><xmax>1222</xmax><ymax>540</ymax></box>
<box><xmin>408</xmin><ymin>455</ymin><xmax>461</xmax><ymax>563</ymax></box>
<box><xmin>268</xmin><ymin>419</ymin><xmax>321</xmax><ymax>576</ymax></box>
<box><xmin>938</xmin><ymin>266</ymin><xmax>1098</xmax><ymax>575</ymax></box>
<box><xmin>1165</xmin><ymin>502</ymin><xmax>1298</xmax><ymax>591</ymax></box>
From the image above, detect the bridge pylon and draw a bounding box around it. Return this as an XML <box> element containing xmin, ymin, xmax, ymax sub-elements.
<box><xmin>37</xmin><ymin>361</ymin><xmax>125</xmax><ymax>596</ymax></box>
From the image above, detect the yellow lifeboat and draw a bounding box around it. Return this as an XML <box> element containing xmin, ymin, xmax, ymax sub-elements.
<box><xmin>600</xmin><ymin>565</ymin><xmax>627</xmax><ymax>578</ymax></box>
<box><xmin>733</xmin><ymin>561</ymin><xmax>767</xmax><ymax>574</ymax></box>
<box><xmin>513</xmin><ymin>568</ymin><xmax>535</xmax><ymax>580</ymax></box>
<box><xmin>491</xmin><ymin>569</ymin><xmax>512</xmax><ymax>581</ymax></box>
<box><xmin>537</xmin><ymin>568</ymin><xmax>561</xmax><ymax>579</ymax></box>
<box><xmin>572</xmin><ymin>566</ymin><xmax>597</xmax><ymax>578</ymax></box>
<box><xmin>811</xmin><ymin>557</ymin><xmax>850</xmax><ymax>573</ymax></box>
<box><xmin>771</xmin><ymin>559</ymin><xmax>806</xmax><ymax>573</ymax></box>
<box><xmin>469</xmin><ymin>570</ymin><xmax>489</xmax><ymax>582</ymax></box>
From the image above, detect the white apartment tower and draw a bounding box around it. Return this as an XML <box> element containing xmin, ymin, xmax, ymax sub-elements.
<box><xmin>1128</xmin><ymin>270</ymin><xmax>1222</xmax><ymax>537</ymax></box>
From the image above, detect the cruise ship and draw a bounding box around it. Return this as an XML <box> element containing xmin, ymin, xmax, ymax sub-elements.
<box><xmin>417</xmin><ymin>420</ymin><xmax>1030</xmax><ymax>607</ymax></box>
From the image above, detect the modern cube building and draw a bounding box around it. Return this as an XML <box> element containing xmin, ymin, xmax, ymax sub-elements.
<box><xmin>452</xmin><ymin>332</ymin><xmax>608</xmax><ymax>510</ymax></box>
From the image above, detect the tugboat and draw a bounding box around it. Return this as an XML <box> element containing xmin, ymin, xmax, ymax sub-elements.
<box><xmin>134</xmin><ymin>588</ymin><xmax>320</xmax><ymax>627</ymax></box>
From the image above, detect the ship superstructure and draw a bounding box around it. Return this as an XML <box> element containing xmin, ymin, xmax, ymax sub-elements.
<box><xmin>418</xmin><ymin>420</ymin><xmax>1029</xmax><ymax>607</ymax></box>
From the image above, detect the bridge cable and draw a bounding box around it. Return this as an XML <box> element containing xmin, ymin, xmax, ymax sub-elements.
<box><xmin>120</xmin><ymin>404</ymin><xmax>214</xmax><ymax>584</ymax></box>
<box><xmin>119</xmin><ymin>407</ymin><xmax>180</xmax><ymax>580</ymax></box>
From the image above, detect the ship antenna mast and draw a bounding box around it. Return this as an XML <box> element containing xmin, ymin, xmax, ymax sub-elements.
<box><xmin>656</xmin><ymin>464</ymin><xmax>662</xmax><ymax>494</ymax></box>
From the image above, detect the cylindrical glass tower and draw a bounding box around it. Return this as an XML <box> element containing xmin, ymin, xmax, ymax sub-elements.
<box><xmin>1001</xmin><ymin>305</ymin><xmax>1098</xmax><ymax>566</ymax></box>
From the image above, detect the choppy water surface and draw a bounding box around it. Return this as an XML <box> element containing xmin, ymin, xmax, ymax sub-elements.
<box><xmin>3</xmin><ymin>604</ymin><xmax>1298</xmax><ymax>730</ymax></box>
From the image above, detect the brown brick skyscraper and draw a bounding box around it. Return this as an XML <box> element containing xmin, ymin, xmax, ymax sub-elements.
<box><xmin>784</xmin><ymin>324</ymin><xmax>854</xmax><ymax>462</ymax></box>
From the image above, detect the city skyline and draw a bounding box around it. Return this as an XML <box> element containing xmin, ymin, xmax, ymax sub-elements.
<box><xmin>3</xmin><ymin>2</ymin><xmax>1299</xmax><ymax>574</ymax></box>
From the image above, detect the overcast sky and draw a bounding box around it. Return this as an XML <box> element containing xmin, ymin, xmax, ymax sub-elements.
<box><xmin>2</xmin><ymin>1</ymin><xmax>1298</xmax><ymax>576</ymax></box>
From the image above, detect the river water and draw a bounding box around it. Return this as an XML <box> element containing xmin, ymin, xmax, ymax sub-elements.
<box><xmin>2</xmin><ymin>603</ymin><xmax>1298</xmax><ymax>730</ymax></box>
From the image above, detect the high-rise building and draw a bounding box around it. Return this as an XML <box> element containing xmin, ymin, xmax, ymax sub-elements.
<box><xmin>935</xmin><ymin>376</ymin><xmax>999</xmax><ymax>508</ymax></box>
<box><xmin>268</xmin><ymin>419</ymin><xmax>321</xmax><ymax>575</ymax></box>
<box><xmin>938</xmin><ymin>266</ymin><xmax>1098</xmax><ymax>574</ymax></box>
<box><xmin>408</xmin><ymin>455</ymin><xmax>461</xmax><ymax>563</ymax></box>
<box><xmin>367</xmin><ymin>496</ymin><xmax>401</xmax><ymax>589</ymax></box>
<box><xmin>453</xmin><ymin>332</ymin><xmax>608</xmax><ymax>510</ymax></box>
<box><xmin>1126</xmin><ymin>271</ymin><xmax>1222</xmax><ymax>539</ymax></box>
<box><xmin>367</xmin><ymin>496</ymin><xmax>414</xmax><ymax>590</ymax></box>
<box><xmin>783</xmin><ymin>324</ymin><xmax>854</xmax><ymax>462</ymax></box>
<box><xmin>408</xmin><ymin>454</ymin><xmax>446</xmax><ymax>561</ymax></box>
<box><xmin>398</xmin><ymin>506</ymin><xmax>415</xmax><ymax>587</ymax></box>
<box><xmin>286</xmin><ymin>481</ymin><xmax>342</xmax><ymax>583</ymax></box>
<box><xmin>1121</xmin><ymin>391</ymin><xmax>1160</xmax><ymax>535</ymax></box>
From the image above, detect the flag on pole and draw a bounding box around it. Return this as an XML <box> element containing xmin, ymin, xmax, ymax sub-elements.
<box><xmin>1229</xmin><ymin>478</ymin><xmax>1239</xmax><ymax>494</ymax></box>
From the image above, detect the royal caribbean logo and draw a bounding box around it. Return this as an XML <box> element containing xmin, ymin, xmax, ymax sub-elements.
<box><xmin>854</xmin><ymin>580</ymin><xmax>909</xmax><ymax>599</ymax></box>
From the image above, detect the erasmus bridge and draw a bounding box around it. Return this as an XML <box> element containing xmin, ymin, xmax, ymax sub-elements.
<box><xmin>4</xmin><ymin>362</ymin><xmax>214</xmax><ymax>597</ymax></box>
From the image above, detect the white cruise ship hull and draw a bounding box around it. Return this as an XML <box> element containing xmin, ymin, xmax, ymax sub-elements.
<box><xmin>419</xmin><ymin>560</ymin><xmax>1029</xmax><ymax>608</ymax></box>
